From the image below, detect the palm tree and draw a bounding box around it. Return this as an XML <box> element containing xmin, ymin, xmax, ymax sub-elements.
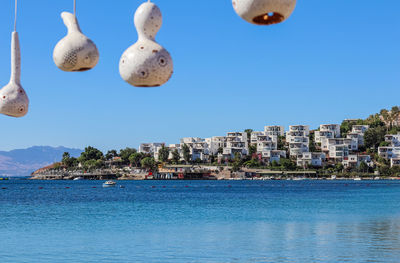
<box><xmin>390</xmin><ymin>106</ymin><xmax>400</xmax><ymax>127</ymax></box>
<box><xmin>380</xmin><ymin>109</ymin><xmax>389</xmax><ymax>125</ymax></box>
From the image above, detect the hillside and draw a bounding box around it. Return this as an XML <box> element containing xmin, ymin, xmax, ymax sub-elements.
<box><xmin>0</xmin><ymin>146</ymin><xmax>82</xmax><ymax>177</ymax></box>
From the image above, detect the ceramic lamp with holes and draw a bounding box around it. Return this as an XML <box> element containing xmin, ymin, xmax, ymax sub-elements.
<box><xmin>119</xmin><ymin>1</ymin><xmax>173</xmax><ymax>87</ymax></box>
<box><xmin>0</xmin><ymin>32</ymin><xmax>29</xmax><ymax>118</ymax></box>
<box><xmin>232</xmin><ymin>0</ymin><xmax>296</xmax><ymax>25</ymax></box>
<box><xmin>53</xmin><ymin>12</ymin><xmax>99</xmax><ymax>72</ymax></box>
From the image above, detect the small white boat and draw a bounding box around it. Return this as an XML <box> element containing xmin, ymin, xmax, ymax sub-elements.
<box><xmin>331</xmin><ymin>175</ymin><xmax>337</xmax><ymax>180</ymax></box>
<box><xmin>73</xmin><ymin>177</ymin><xmax>84</xmax><ymax>181</ymax></box>
<box><xmin>354</xmin><ymin>177</ymin><xmax>362</xmax><ymax>181</ymax></box>
<box><xmin>103</xmin><ymin>180</ymin><xmax>116</xmax><ymax>187</ymax></box>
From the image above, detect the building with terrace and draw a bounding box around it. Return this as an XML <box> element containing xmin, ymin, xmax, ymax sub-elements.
<box><xmin>264</xmin><ymin>126</ymin><xmax>285</xmax><ymax>137</ymax></box>
<box><xmin>139</xmin><ymin>143</ymin><xmax>165</xmax><ymax>156</ymax></box>
<box><xmin>296</xmin><ymin>152</ymin><xmax>326</xmax><ymax>167</ymax></box>
<box><xmin>385</xmin><ymin>133</ymin><xmax>400</xmax><ymax>147</ymax></box>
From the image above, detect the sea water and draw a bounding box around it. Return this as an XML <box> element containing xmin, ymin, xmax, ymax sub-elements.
<box><xmin>1</xmin><ymin>180</ymin><xmax>400</xmax><ymax>262</ymax></box>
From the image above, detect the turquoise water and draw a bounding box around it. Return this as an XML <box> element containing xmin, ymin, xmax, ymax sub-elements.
<box><xmin>1</xmin><ymin>180</ymin><xmax>400</xmax><ymax>262</ymax></box>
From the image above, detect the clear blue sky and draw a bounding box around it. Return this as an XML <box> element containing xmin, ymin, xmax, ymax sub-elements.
<box><xmin>0</xmin><ymin>0</ymin><xmax>399</xmax><ymax>152</ymax></box>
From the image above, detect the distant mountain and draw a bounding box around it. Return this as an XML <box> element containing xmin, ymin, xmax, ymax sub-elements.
<box><xmin>0</xmin><ymin>146</ymin><xmax>82</xmax><ymax>177</ymax></box>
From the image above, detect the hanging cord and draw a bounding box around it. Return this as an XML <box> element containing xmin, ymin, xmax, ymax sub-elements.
<box><xmin>73</xmin><ymin>0</ymin><xmax>76</xmax><ymax>16</ymax></box>
<box><xmin>14</xmin><ymin>0</ymin><xmax>17</xmax><ymax>32</ymax></box>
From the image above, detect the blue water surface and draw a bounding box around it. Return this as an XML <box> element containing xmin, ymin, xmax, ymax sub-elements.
<box><xmin>1</xmin><ymin>180</ymin><xmax>400</xmax><ymax>263</ymax></box>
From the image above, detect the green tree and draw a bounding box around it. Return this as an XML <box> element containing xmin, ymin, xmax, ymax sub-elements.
<box><xmin>62</xmin><ymin>152</ymin><xmax>74</xmax><ymax>168</ymax></box>
<box><xmin>359</xmin><ymin>162</ymin><xmax>369</xmax><ymax>173</ymax></box>
<box><xmin>129</xmin><ymin>152</ymin><xmax>143</xmax><ymax>167</ymax></box>
<box><xmin>119</xmin><ymin>148</ymin><xmax>137</xmax><ymax>164</ymax></box>
<box><xmin>378</xmin><ymin>165</ymin><xmax>390</xmax><ymax>176</ymax></box>
<box><xmin>366</xmin><ymin>113</ymin><xmax>385</xmax><ymax>128</ymax></box>
<box><xmin>277</xmin><ymin>136</ymin><xmax>286</xmax><ymax>150</ymax></box>
<box><xmin>158</xmin><ymin>145</ymin><xmax>170</xmax><ymax>163</ymax></box>
<box><xmin>244</xmin><ymin>159</ymin><xmax>259</xmax><ymax>168</ymax></box>
<box><xmin>182</xmin><ymin>144</ymin><xmax>191</xmax><ymax>164</ymax></box>
<box><xmin>78</xmin><ymin>146</ymin><xmax>104</xmax><ymax>163</ymax></box>
<box><xmin>309</xmin><ymin>133</ymin><xmax>316</xmax><ymax>152</ymax></box>
<box><xmin>141</xmin><ymin>157</ymin><xmax>156</xmax><ymax>171</ymax></box>
<box><xmin>389</xmin><ymin>106</ymin><xmax>400</xmax><ymax>128</ymax></box>
<box><xmin>244</xmin><ymin>129</ymin><xmax>253</xmax><ymax>145</ymax></box>
<box><xmin>335</xmin><ymin>163</ymin><xmax>344</xmax><ymax>173</ymax></box>
<box><xmin>172</xmin><ymin>149</ymin><xmax>181</xmax><ymax>164</ymax></box>
<box><xmin>248</xmin><ymin>144</ymin><xmax>257</xmax><ymax>157</ymax></box>
<box><xmin>83</xmin><ymin>159</ymin><xmax>97</xmax><ymax>171</ymax></box>
<box><xmin>105</xmin><ymin>150</ymin><xmax>118</xmax><ymax>160</ymax></box>
<box><xmin>364</xmin><ymin>126</ymin><xmax>386</xmax><ymax>150</ymax></box>
<box><xmin>280</xmin><ymin>158</ymin><xmax>295</xmax><ymax>171</ymax></box>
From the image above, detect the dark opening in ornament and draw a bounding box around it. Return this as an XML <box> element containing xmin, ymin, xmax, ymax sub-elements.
<box><xmin>137</xmin><ymin>69</ymin><xmax>149</xmax><ymax>79</ymax></box>
<box><xmin>158</xmin><ymin>56</ymin><xmax>167</xmax><ymax>67</ymax></box>
<box><xmin>253</xmin><ymin>12</ymin><xmax>284</xmax><ymax>25</ymax></box>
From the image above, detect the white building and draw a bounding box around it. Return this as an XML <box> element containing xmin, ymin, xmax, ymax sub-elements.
<box><xmin>264</xmin><ymin>126</ymin><xmax>285</xmax><ymax>137</ymax></box>
<box><xmin>329</xmin><ymin>144</ymin><xmax>349</xmax><ymax>162</ymax></box>
<box><xmin>289</xmin><ymin>125</ymin><xmax>310</xmax><ymax>135</ymax></box>
<box><xmin>289</xmin><ymin>140</ymin><xmax>309</xmax><ymax>157</ymax></box>
<box><xmin>262</xmin><ymin>150</ymin><xmax>286</xmax><ymax>164</ymax></box>
<box><xmin>205</xmin><ymin>136</ymin><xmax>226</xmax><ymax>156</ymax></box>
<box><xmin>286</xmin><ymin>125</ymin><xmax>309</xmax><ymax>157</ymax></box>
<box><xmin>378</xmin><ymin>146</ymin><xmax>400</xmax><ymax>160</ymax></box>
<box><xmin>251</xmin><ymin>132</ymin><xmax>277</xmax><ymax>150</ymax></box>
<box><xmin>297</xmin><ymin>152</ymin><xmax>326</xmax><ymax>167</ymax></box>
<box><xmin>322</xmin><ymin>138</ymin><xmax>358</xmax><ymax>153</ymax></box>
<box><xmin>286</xmin><ymin>125</ymin><xmax>310</xmax><ymax>142</ymax></box>
<box><xmin>180</xmin><ymin>137</ymin><xmax>208</xmax><ymax>161</ymax></box>
<box><xmin>250</xmin><ymin>131</ymin><xmax>266</xmax><ymax>145</ymax></box>
<box><xmin>139</xmin><ymin>143</ymin><xmax>165</xmax><ymax>156</ymax></box>
<box><xmin>346</xmin><ymin>133</ymin><xmax>365</xmax><ymax>147</ymax></box>
<box><xmin>391</xmin><ymin>158</ymin><xmax>400</xmax><ymax>168</ymax></box>
<box><xmin>223</xmin><ymin>132</ymin><xmax>248</xmax><ymax>159</ymax></box>
<box><xmin>385</xmin><ymin>133</ymin><xmax>400</xmax><ymax>147</ymax></box>
<box><xmin>320</xmin><ymin>124</ymin><xmax>341</xmax><ymax>137</ymax></box>
<box><xmin>315</xmin><ymin>130</ymin><xmax>335</xmax><ymax>144</ymax></box>
<box><xmin>352</xmin><ymin>125</ymin><xmax>369</xmax><ymax>134</ymax></box>
<box><xmin>343</xmin><ymin>154</ymin><xmax>372</xmax><ymax>169</ymax></box>
<box><xmin>167</xmin><ymin>144</ymin><xmax>182</xmax><ymax>160</ymax></box>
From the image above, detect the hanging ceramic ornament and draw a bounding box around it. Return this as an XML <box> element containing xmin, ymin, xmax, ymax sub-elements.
<box><xmin>119</xmin><ymin>1</ymin><xmax>173</xmax><ymax>87</ymax></box>
<box><xmin>232</xmin><ymin>0</ymin><xmax>296</xmax><ymax>25</ymax></box>
<box><xmin>53</xmin><ymin>1</ymin><xmax>99</xmax><ymax>72</ymax></box>
<box><xmin>0</xmin><ymin>0</ymin><xmax>29</xmax><ymax>118</ymax></box>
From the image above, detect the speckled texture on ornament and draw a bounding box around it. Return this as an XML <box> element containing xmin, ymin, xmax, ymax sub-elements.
<box><xmin>0</xmin><ymin>32</ymin><xmax>29</xmax><ymax>118</ymax></box>
<box><xmin>119</xmin><ymin>1</ymin><xmax>173</xmax><ymax>87</ymax></box>
<box><xmin>232</xmin><ymin>0</ymin><xmax>296</xmax><ymax>25</ymax></box>
<box><xmin>53</xmin><ymin>12</ymin><xmax>99</xmax><ymax>72</ymax></box>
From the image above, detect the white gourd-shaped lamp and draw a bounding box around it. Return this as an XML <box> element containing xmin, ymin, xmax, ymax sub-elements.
<box><xmin>232</xmin><ymin>0</ymin><xmax>296</xmax><ymax>25</ymax></box>
<box><xmin>119</xmin><ymin>1</ymin><xmax>173</xmax><ymax>87</ymax></box>
<box><xmin>0</xmin><ymin>0</ymin><xmax>29</xmax><ymax>118</ymax></box>
<box><xmin>53</xmin><ymin>0</ymin><xmax>99</xmax><ymax>72</ymax></box>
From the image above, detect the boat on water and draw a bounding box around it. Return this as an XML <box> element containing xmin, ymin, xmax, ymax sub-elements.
<box><xmin>73</xmin><ymin>177</ymin><xmax>85</xmax><ymax>181</ymax></box>
<box><xmin>331</xmin><ymin>175</ymin><xmax>337</xmax><ymax>180</ymax></box>
<box><xmin>103</xmin><ymin>180</ymin><xmax>117</xmax><ymax>187</ymax></box>
<box><xmin>354</xmin><ymin>177</ymin><xmax>362</xmax><ymax>181</ymax></box>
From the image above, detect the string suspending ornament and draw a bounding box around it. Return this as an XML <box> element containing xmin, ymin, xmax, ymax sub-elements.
<box><xmin>0</xmin><ymin>0</ymin><xmax>29</xmax><ymax>118</ymax></box>
<box><xmin>232</xmin><ymin>0</ymin><xmax>296</xmax><ymax>26</ymax></box>
<box><xmin>119</xmin><ymin>0</ymin><xmax>173</xmax><ymax>87</ymax></box>
<box><xmin>53</xmin><ymin>0</ymin><xmax>99</xmax><ymax>72</ymax></box>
